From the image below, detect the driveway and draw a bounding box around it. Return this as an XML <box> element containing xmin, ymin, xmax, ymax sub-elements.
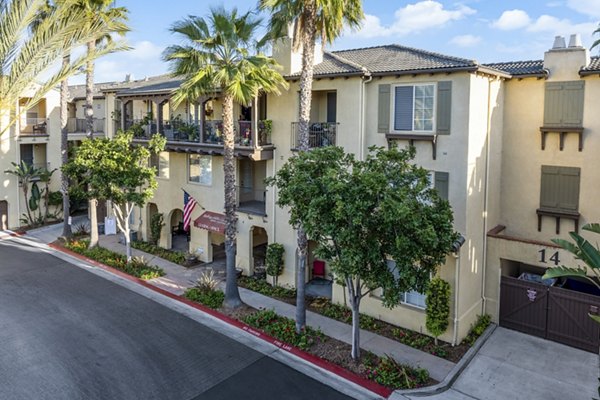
<box><xmin>0</xmin><ymin>238</ymin><xmax>355</xmax><ymax>400</ymax></box>
<box><xmin>406</xmin><ymin>327</ymin><xmax>598</xmax><ymax>400</ymax></box>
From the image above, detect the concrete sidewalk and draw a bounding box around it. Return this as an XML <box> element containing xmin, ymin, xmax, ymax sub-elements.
<box><xmin>24</xmin><ymin>223</ymin><xmax>456</xmax><ymax>383</ymax></box>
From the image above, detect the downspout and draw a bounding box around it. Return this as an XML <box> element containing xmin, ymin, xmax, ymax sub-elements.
<box><xmin>480</xmin><ymin>77</ymin><xmax>494</xmax><ymax>315</ymax></box>
<box><xmin>452</xmin><ymin>250</ymin><xmax>461</xmax><ymax>345</ymax></box>
<box><xmin>359</xmin><ymin>71</ymin><xmax>373</xmax><ymax>160</ymax></box>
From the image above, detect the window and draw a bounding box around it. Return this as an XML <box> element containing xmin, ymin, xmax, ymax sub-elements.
<box><xmin>430</xmin><ymin>171</ymin><xmax>449</xmax><ymax>201</ymax></box>
<box><xmin>188</xmin><ymin>154</ymin><xmax>212</xmax><ymax>185</ymax></box>
<box><xmin>150</xmin><ymin>152</ymin><xmax>170</xmax><ymax>179</ymax></box>
<box><xmin>540</xmin><ymin>165</ymin><xmax>580</xmax><ymax>212</ymax></box>
<box><xmin>371</xmin><ymin>260</ymin><xmax>427</xmax><ymax>309</ymax></box>
<box><xmin>392</xmin><ymin>84</ymin><xmax>435</xmax><ymax>132</ymax></box>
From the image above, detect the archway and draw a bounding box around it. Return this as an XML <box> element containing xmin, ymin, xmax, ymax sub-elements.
<box><xmin>168</xmin><ymin>208</ymin><xmax>187</xmax><ymax>251</ymax></box>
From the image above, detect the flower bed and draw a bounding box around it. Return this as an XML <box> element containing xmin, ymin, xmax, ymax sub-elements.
<box><xmin>65</xmin><ymin>239</ymin><xmax>165</xmax><ymax>280</ymax></box>
<box><xmin>238</xmin><ymin>276</ymin><xmax>296</xmax><ymax>300</ymax></box>
<box><xmin>184</xmin><ymin>288</ymin><xmax>224</xmax><ymax>309</ymax></box>
<box><xmin>131</xmin><ymin>240</ymin><xmax>187</xmax><ymax>266</ymax></box>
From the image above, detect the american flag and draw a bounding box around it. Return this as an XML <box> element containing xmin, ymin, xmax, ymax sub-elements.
<box><xmin>183</xmin><ymin>190</ymin><xmax>198</xmax><ymax>231</ymax></box>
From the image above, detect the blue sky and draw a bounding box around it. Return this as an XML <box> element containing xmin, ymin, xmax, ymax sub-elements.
<box><xmin>76</xmin><ymin>0</ymin><xmax>600</xmax><ymax>84</ymax></box>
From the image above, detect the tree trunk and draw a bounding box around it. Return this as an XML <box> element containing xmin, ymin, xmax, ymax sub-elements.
<box><xmin>350</xmin><ymin>300</ymin><xmax>361</xmax><ymax>360</ymax></box>
<box><xmin>86</xmin><ymin>41</ymin><xmax>100</xmax><ymax>248</ymax></box>
<box><xmin>294</xmin><ymin>1</ymin><xmax>318</xmax><ymax>333</ymax></box>
<box><xmin>89</xmin><ymin>198</ymin><xmax>98</xmax><ymax>247</ymax></box>
<box><xmin>61</xmin><ymin>53</ymin><xmax>72</xmax><ymax>239</ymax></box>
<box><xmin>222</xmin><ymin>93</ymin><xmax>242</xmax><ymax>309</ymax></box>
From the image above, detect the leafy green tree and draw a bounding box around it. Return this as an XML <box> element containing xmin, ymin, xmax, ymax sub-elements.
<box><xmin>4</xmin><ymin>161</ymin><xmax>41</xmax><ymax>225</ymax></box>
<box><xmin>64</xmin><ymin>132</ymin><xmax>165</xmax><ymax>260</ymax></box>
<box><xmin>259</xmin><ymin>0</ymin><xmax>364</xmax><ymax>333</ymax></box>
<box><xmin>164</xmin><ymin>7</ymin><xmax>288</xmax><ymax>309</ymax></box>
<box><xmin>425</xmin><ymin>277</ymin><xmax>451</xmax><ymax>345</ymax></box>
<box><xmin>542</xmin><ymin>224</ymin><xmax>600</xmax><ymax>324</ymax></box>
<box><xmin>268</xmin><ymin>146</ymin><xmax>457</xmax><ymax>359</ymax></box>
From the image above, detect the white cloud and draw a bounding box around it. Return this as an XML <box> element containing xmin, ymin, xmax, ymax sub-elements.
<box><xmin>450</xmin><ymin>34</ymin><xmax>482</xmax><ymax>47</ymax></box>
<box><xmin>491</xmin><ymin>9</ymin><xmax>531</xmax><ymax>30</ymax></box>
<box><xmin>527</xmin><ymin>15</ymin><xmax>597</xmax><ymax>38</ymax></box>
<box><xmin>350</xmin><ymin>1</ymin><xmax>476</xmax><ymax>38</ymax></box>
<box><xmin>566</xmin><ymin>0</ymin><xmax>600</xmax><ymax>19</ymax></box>
<box><xmin>126</xmin><ymin>40</ymin><xmax>165</xmax><ymax>61</ymax></box>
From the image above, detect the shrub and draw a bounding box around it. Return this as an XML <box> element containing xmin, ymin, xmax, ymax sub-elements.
<box><xmin>131</xmin><ymin>240</ymin><xmax>186</xmax><ymax>265</ymax></box>
<box><xmin>462</xmin><ymin>314</ymin><xmax>492</xmax><ymax>346</ymax></box>
<box><xmin>184</xmin><ymin>287</ymin><xmax>224</xmax><ymax>309</ymax></box>
<box><xmin>243</xmin><ymin>309</ymin><xmax>323</xmax><ymax>350</ymax></box>
<box><xmin>425</xmin><ymin>277</ymin><xmax>451</xmax><ymax>345</ymax></box>
<box><xmin>65</xmin><ymin>239</ymin><xmax>165</xmax><ymax>280</ymax></box>
<box><xmin>265</xmin><ymin>243</ymin><xmax>285</xmax><ymax>285</ymax></box>
<box><xmin>314</xmin><ymin>301</ymin><xmax>381</xmax><ymax>331</ymax></box>
<box><xmin>73</xmin><ymin>223</ymin><xmax>90</xmax><ymax>238</ymax></box>
<box><xmin>238</xmin><ymin>276</ymin><xmax>296</xmax><ymax>299</ymax></box>
<box><xmin>364</xmin><ymin>356</ymin><xmax>429</xmax><ymax>389</ymax></box>
<box><xmin>196</xmin><ymin>270</ymin><xmax>219</xmax><ymax>292</ymax></box>
<box><xmin>149</xmin><ymin>213</ymin><xmax>164</xmax><ymax>245</ymax></box>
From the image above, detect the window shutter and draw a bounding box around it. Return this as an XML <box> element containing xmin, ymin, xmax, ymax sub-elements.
<box><xmin>562</xmin><ymin>81</ymin><xmax>584</xmax><ymax>127</ymax></box>
<box><xmin>378</xmin><ymin>84</ymin><xmax>391</xmax><ymax>133</ymax></box>
<box><xmin>544</xmin><ymin>82</ymin><xmax>564</xmax><ymax>127</ymax></box>
<box><xmin>394</xmin><ymin>86</ymin><xmax>413</xmax><ymax>131</ymax></box>
<box><xmin>434</xmin><ymin>171</ymin><xmax>449</xmax><ymax>201</ymax></box>
<box><xmin>540</xmin><ymin>166</ymin><xmax>580</xmax><ymax>212</ymax></box>
<box><xmin>436</xmin><ymin>81</ymin><xmax>452</xmax><ymax>135</ymax></box>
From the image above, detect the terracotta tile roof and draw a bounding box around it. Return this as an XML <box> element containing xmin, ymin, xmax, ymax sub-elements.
<box><xmin>579</xmin><ymin>56</ymin><xmax>600</xmax><ymax>75</ymax></box>
<box><xmin>483</xmin><ymin>60</ymin><xmax>546</xmax><ymax>77</ymax></box>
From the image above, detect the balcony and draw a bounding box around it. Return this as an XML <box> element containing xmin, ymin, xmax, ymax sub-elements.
<box><xmin>237</xmin><ymin>187</ymin><xmax>266</xmax><ymax>216</ymax></box>
<box><xmin>67</xmin><ymin>118</ymin><xmax>105</xmax><ymax>134</ymax></box>
<box><xmin>20</xmin><ymin>118</ymin><xmax>47</xmax><ymax>136</ymax></box>
<box><xmin>131</xmin><ymin>119</ymin><xmax>274</xmax><ymax>160</ymax></box>
<box><xmin>291</xmin><ymin>122</ymin><xmax>338</xmax><ymax>150</ymax></box>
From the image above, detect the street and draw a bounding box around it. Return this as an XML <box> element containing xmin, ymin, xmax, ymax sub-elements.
<box><xmin>0</xmin><ymin>238</ymin><xmax>353</xmax><ymax>400</ymax></box>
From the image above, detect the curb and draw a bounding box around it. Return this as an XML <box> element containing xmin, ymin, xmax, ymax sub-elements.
<box><xmin>390</xmin><ymin>323</ymin><xmax>497</xmax><ymax>398</ymax></box>
<box><xmin>48</xmin><ymin>243</ymin><xmax>393</xmax><ymax>399</ymax></box>
<box><xmin>0</xmin><ymin>231</ymin><xmax>25</xmax><ymax>241</ymax></box>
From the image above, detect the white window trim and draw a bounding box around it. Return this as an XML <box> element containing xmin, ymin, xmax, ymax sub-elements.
<box><xmin>188</xmin><ymin>154</ymin><xmax>212</xmax><ymax>186</ymax></box>
<box><xmin>400</xmin><ymin>290</ymin><xmax>426</xmax><ymax>310</ymax></box>
<box><xmin>390</xmin><ymin>82</ymin><xmax>437</xmax><ymax>134</ymax></box>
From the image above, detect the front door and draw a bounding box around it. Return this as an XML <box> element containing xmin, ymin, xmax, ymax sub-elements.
<box><xmin>0</xmin><ymin>201</ymin><xmax>7</xmax><ymax>230</ymax></box>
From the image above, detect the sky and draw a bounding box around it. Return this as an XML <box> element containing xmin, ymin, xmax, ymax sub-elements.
<box><xmin>71</xmin><ymin>0</ymin><xmax>600</xmax><ymax>84</ymax></box>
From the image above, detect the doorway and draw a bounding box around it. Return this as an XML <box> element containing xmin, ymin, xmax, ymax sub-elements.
<box><xmin>0</xmin><ymin>201</ymin><xmax>8</xmax><ymax>230</ymax></box>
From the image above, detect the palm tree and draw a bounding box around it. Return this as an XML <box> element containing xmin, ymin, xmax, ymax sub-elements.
<box><xmin>164</xmin><ymin>7</ymin><xmax>288</xmax><ymax>308</ymax></box>
<box><xmin>259</xmin><ymin>0</ymin><xmax>364</xmax><ymax>332</ymax></box>
<box><xmin>80</xmin><ymin>0</ymin><xmax>129</xmax><ymax>248</ymax></box>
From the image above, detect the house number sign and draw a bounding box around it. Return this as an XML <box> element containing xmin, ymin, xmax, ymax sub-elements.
<box><xmin>538</xmin><ymin>249</ymin><xmax>560</xmax><ymax>266</ymax></box>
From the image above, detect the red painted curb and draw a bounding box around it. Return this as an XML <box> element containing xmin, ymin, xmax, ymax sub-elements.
<box><xmin>49</xmin><ymin>243</ymin><xmax>394</xmax><ymax>398</ymax></box>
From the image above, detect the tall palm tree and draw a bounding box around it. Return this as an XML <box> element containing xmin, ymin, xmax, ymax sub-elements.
<box><xmin>80</xmin><ymin>0</ymin><xmax>129</xmax><ymax>248</ymax></box>
<box><xmin>259</xmin><ymin>0</ymin><xmax>364</xmax><ymax>332</ymax></box>
<box><xmin>164</xmin><ymin>7</ymin><xmax>288</xmax><ymax>308</ymax></box>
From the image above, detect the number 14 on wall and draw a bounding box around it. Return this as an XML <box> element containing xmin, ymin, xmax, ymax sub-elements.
<box><xmin>539</xmin><ymin>249</ymin><xmax>560</xmax><ymax>266</ymax></box>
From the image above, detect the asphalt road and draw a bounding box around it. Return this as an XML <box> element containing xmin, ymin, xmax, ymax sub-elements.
<box><xmin>0</xmin><ymin>238</ymin><xmax>352</xmax><ymax>400</ymax></box>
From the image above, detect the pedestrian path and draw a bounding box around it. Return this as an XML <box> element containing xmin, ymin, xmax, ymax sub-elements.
<box><xmin>24</xmin><ymin>224</ymin><xmax>456</xmax><ymax>382</ymax></box>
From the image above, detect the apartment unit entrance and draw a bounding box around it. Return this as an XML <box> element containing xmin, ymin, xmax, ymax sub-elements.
<box><xmin>0</xmin><ymin>201</ymin><xmax>7</xmax><ymax>230</ymax></box>
<box><xmin>499</xmin><ymin>260</ymin><xmax>600</xmax><ymax>352</ymax></box>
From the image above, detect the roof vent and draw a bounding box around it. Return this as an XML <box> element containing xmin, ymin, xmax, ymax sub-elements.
<box><xmin>568</xmin><ymin>33</ymin><xmax>582</xmax><ymax>48</ymax></box>
<box><xmin>552</xmin><ymin>35</ymin><xmax>566</xmax><ymax>49</ymax></box>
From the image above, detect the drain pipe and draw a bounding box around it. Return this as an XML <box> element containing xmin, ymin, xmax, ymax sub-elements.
<box><xmin>359</xmin><ymin>71</ymin><xmax>373</xmax><ymax>160</ymax></box>
<box><xmin>452</xmin><ymin>250</ymin><xmax>461</xmax><ymax>346</ymax></box>
<box><xmin>480</xmin><ymin>77</ymin><xmax>494</xmax><ymax>315</ymax></box>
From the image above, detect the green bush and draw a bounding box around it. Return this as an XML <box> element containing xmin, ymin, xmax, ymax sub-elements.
<box><xmin>243</xmin><ymin>309</ymin><xmax>323</xmax><ymax>350</ymax></box>
<box><xmin>364</xmin><ymin>356</ymin><xmax>429</xmax><ymax>389</ymax></box>
<box><xmin>131</xmin><ymin>240</ymin><xmax>186</xmax><ymax>265</ymax></box>
<box><xmin>65</xmin><ymin>239</ymin><xmax>165</xmax><ymax>280</ymax></box>
<box><xmin>149</xmin><ymin>213</ymin><xmax>164</xmax><ymax>245</ymax></box>
<box><xmin>238</xmin><ymin>276</ymin><xmax>296</xmax><ymax>299</ymax></box>
<box><xmin>265</xmin><ymin>243</ymin><xmax>285</xmax><ymax>285</ymax></box>
<box><xmin>462</xmin><ymin>314</ymin><xmax>491</xmax><ymax>346</ymax></box>
<box><xmin>315</xmin><ymin>301</ymin><xmax>381</xmax><ymax>331</ymax></box>
<box><xmin>425</xmin><ymin>277</ymin><xmax>451</xmax><ymax>345</ymax></box>
<box><xmin>184</xmin><ymin>287</ymin><xmax>224</xmax><ymax>309</ymax></box>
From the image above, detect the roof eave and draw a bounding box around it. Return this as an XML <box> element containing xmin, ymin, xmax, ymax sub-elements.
<box><xmin>370</xmin><ymin>65</ymin><xmax>478</xmax><ymax>77</ymax></box>
<box><xmin>579</xmin><ymin>69</ymin><xmax>600</xmax><ymax>77</ymax></box>
<box><xmin>284</xmin><ymin>71</ymin><xmax>365</xmax><ymax>80</ymax></box>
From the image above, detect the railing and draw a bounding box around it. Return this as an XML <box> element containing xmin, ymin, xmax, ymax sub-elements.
<box><xmin>291</xmin><ymin>122</ymin><xmax>338</xmax><ymax>149</ymax></box>
<box><xmin>67</xmin><ymin>118</ymin><xmax>105</xmax><ymax>133</ymax></box>
<box><xmin>125</xmin><ymin>119</ymin><xmax>158</xmax><ymax>135</ymax></box>
<box><xmin>20</xmin><ymin>118</ymin><xmax>47</xmax><ymax>135</ymax></box>
<box><xmin>237</xmin><ymin>186</ymin><xmax>267</xmax><ymax>216</ymax></box>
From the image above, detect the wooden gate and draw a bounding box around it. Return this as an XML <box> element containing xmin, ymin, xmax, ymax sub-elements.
<box><xmin>0</xmin><ymin>201</ymin><xmax>7</xmax><ymax>230</ymax></box>
<box><xmin>500</xmin><ymin>275</ymin><xmax>600</xmax><ymax>352</ymax></box>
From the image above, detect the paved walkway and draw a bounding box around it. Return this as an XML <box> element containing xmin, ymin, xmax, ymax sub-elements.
<box><xmin>22</xmin><ymin>221</ymin><xmax>456</xmax><ymax>383</ymax></box>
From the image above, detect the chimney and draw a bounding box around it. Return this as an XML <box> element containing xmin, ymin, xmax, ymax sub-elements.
<box><xmin>568</xmin><ymin>33</ymin><xmax>582</xmax><ymax>48</ymax></box>
<box><xmin>552</xmin><ymin>35</ymin><xmax>566</xmax><ymax>50</ymax></box>
<box><xmin>125</xmin><ymin>74</ymin><xmax>131</xmax><ymax>82</ymax></box>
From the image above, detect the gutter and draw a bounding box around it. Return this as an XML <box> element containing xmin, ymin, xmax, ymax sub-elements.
<box><xmin>359</xmin><ymin>71</ymin><xmax>373</xmax><ymax>160</ymax></box>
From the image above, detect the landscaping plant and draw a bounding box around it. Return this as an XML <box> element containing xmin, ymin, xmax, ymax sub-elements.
<box><xmin>425</xmin><ymin>277</ymin><xmax>451</xmax><ymax>345</ymax></box>
<box><xmin>265</xmin><ymin>243</ymin><xmax>285</xmax><ymax>286</ymax></box>
<box><xmin>149</xmin><ymin>213</ymin><xmax>164</xmax><ymax>245</ymax></box>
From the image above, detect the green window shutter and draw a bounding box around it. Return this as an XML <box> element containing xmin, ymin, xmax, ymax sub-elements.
<box><xmin>378</xmin><ymin>84</ymin><xmax>391</xmax><ymax>133</ymax></box>
<box><xmin>540</xmin><ymin>166</ymin><xmax>580</xmax><ymax>212</ymax></box>
<box><xmin>436</xmin><ymin>81</ymin><xmax>452</xmax><ymax>135</ymax></box>
<box><xmin>562</xmin><ymin>81</ymin><xmax>584</xmax><ymax>127</ymax></box>
<box><xmin>544</xmin><ymin>82</ymin><xmax>564</xmax><ymax>127</ymax></box>
<box><xmin>434</xmin><ymin>171</ymin><xmax>449</xmax><ymax>201</ymax></box>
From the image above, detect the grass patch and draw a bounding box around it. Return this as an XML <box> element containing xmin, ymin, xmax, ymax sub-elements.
<box><xmin>131</xmin><ymin>240</ymin><xmax>186</xmax><ymax>266</ymax></box>
<box><xmin>184</xmin><ymin>287</ymin><xmax>224</xmax><ymax>309</ymax></box>
<box><xmin>65</xmin><ymin>239</ymin><xmax>165</xmax><ymax>280</ymax></box>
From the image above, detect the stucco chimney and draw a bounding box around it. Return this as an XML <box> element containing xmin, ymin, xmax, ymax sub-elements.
<box><xmin>568</xmin><ymin>33</ymin><xmax>582</xmax><ymax>48</ymax></box>
<box><xmin>552</xmin><ymin>35</ymin><xmax>566</xmax><ymax>49</ymax></box>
